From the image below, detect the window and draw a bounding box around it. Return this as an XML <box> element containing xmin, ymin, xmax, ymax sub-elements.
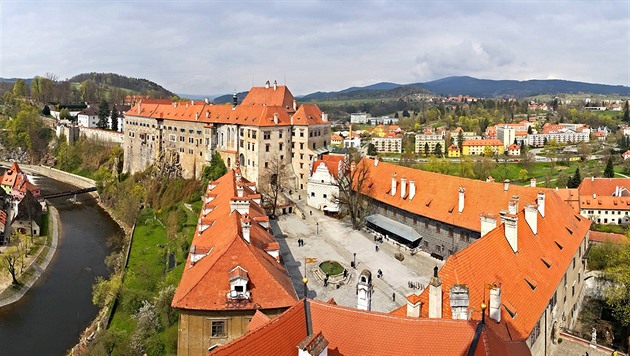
<box><xmin>265</xmin><ymin>162</ymin><xmax>268</xmax><ymax>168</ymax></box>
<box><xmin>425</xmin><ymin>221</ymin><xmax>429</xmax><ymax>229</ymax></box>
<box><xmin>312</xmin><ymin>143</ymin><xmax>316</xmax><ymax>149</ymax></box>
<box><xmin>300</xmin><ymin>130</ymin><xmax>304</xmax><ymax>137</ymax></box>
<box><xmin>300</xmin><ymin>143</ymin><xmax>304</xmax><ymax>150</ymax></box>
<box><xmin>252</xmin><ymin>131</ymin><xmax>257</xmax><ymax>139</ymax></box>
<box><xmin>424</xmin><ymin>241</ymin><xmax>429</xmax><ymax>248</ymax></box>
<box><xmin>449</xmin><ymin>228</ymin><xmax>454</xmax><ymax>237</ymax></box>
<box><xmin>279</xmin><ymin>143</ymin><xmax>283</xmax><ymax>150</ymax></box>
<box><xmin>265</xmin><ymin>144</ymin><xmax>270</xmax><ymax>152</ymax></box>
<box><xmin>311</xmin><ymin>192</ymin><xmax>315</xmax><ymax>197</ymax></box>
<box><xmin>279</xmin><ymin>131</ymin><xmax>283</xmax><ymax>139</ymax></box>
<box><xmin>179</xmin><ymin>136</ymin><xmax>185</xmax><ymax>142</ymax></box>
<box><xmin>436</xmin><ymin>224</ymin><xmax>441</xmax><ymax>233</ymax></box>
<box><xmin>528</xmin><ymin>320</ymin><xmax>541</xmax><ymax>346</ymax></box>
<box><xmin>572</xmin><ymin>257</ymin><xmax>575</xmax><ymax>269</ymax></box>
<box><xmin>240</xmin><ymin>141</ymin><xmax>244</xmax><ymax>148</ymax></box>
<box><xmin>263</xmin><ymin>131</ymin><xmax>271</xmax><ymax>140</ymax></box>
<box><xmin>211</xmin><ymin>320</ymin><xmax>226</xmax><ymax>338</ymax></box>
<box><xmin>189</xmin><ymin>137</ymin><xmax>194</xmax><ymax>143</ymax></box>
<box><xmin>240</xmin><ymin>129</ymin><xmax>244</xmax><ymax>137</ymax></box>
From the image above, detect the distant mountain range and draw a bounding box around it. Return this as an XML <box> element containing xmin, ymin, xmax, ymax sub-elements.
<box><xmin>214</xmin><ymin>76</ymin><xmax>630</xmax><ymax>103</ymax></box>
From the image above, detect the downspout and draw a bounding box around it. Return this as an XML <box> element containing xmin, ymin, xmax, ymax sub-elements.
<box><xmin>545</xmin><ymin>307</ymin><xmax>548</xmax><ymax>355</ymax></box>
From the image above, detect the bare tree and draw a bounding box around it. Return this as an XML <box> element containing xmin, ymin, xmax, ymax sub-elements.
<box><xmin>259</xmin><ymin>156</ymin><xmax>290</xmax><ymax>217</ymax></box>
<box><xmin>333</xmin><ymin>151</ymin><xmax>373</xmax><ymax>230</ymax></box>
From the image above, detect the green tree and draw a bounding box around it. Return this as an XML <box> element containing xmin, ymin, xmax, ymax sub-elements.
<box><xmin>424</xmin><ymin>143</ymin><xmax>429</xmax><ymax>157</ymax></box>
<box><xmin>12</xmin><ymin>79</ymin><xmax>28</xmax><ymax>97</ymax></box>
<box><xmin>623</xmin><ymin>100</ymin><xmax>630</xmax><ymax>123</ymax></box>
<box><xmin>568</xmin><ymin>167</ymin><xmax>581</xmax><ymax>188</ymax></box>
<box><xmin>110</xmin><ymin>107</ymin><xmax>119</xmax><ymax>131</ymax></box>
<box><xmin>367</xmin><ymin>143</ymin><xmax>377</xmax><ymax>156</ymax></box>
<box><xmin>202</xmin><ymin>151</ymin><xmax>228</xmax><ymax>185</ymax></box>
<box><xmin>434</xmin><ymin>143</ymin><xmax>442</xmax><ymax>157</ymax></box>
<box><xmin>593</xmin><ymin>242</ymin><xmax>630</xmax><ymax>326</ymax></box>
<box><xmin>97</xmin><ymin>100</ymin><xmax>110</xmax><ymax>129</ymax></box>
<box><xmin>92</xmin><ymin>273</ymin><xmax>123</xmax><ymax>308</ymax></box>
<box><xmin>604</xmin><ymin>156</ymin><xmax>615</xmax><ymax>178</ymax></box>
<box><xmin>518</xmin><ymin>169</ymin><xmax>529</xmax><ymax>181</ymax></box>
<box><xmin>457</xmin><ymin>131</ymin><xmax>464</xmax><ymax>154</ymax></box>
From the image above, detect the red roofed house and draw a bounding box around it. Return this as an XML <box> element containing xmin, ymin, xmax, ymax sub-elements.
<box><xmin>307</xmin><ymin>154</ymin><xmax>345</xmax><ymax>213</ymax></box>
<box><xmin>355</xmin><ymin>158</ymin><xmax>590</xmax><ymax>355</ymax></box>
<box><xmin>0</xmin><ymin>162</ymin><xmax>41</xmax><ymax>201</ymax></box>
<box><xmin>330</xmin><ymin>134</ymin><xmax>343</xmax><ymax>147</ymax></box>
<box><xmin>575</xmin><ymin>177</ymin><xmax>630</xmax><ymax>225</ymax></box>
<box><xmin>124</xmin><ymin>80</ymin><xmax>331</xmax><ymax>191</ymax></box>
<box><xmin>589</xmin><ymin>231</ymin><xmax>628</xmax><ymax>244</ymax></box>
<box><xmin>172</xmin><ymin>167</ymin><xmax>297</xmax><ymax>355</ymax></box>
<box><xmin>462</xmin><ymin>139</ymin><xmax>505</xmax><ymax>156</ymax></box>
<box><xmin>507</xmin><ymin>143</ymin><xmax>521</xmax><ymax>156</ymax></box>
<box><xmin>370</xmin><ymin>133</ymin><xmax>402</xmax><ymax>153</ymax></box>
<box><xmin>210</xmin><ymin>298</ymin><xmax>530</xmax><ymax>356</ymax></box>
<box><xmin>622</xmin><ymin>150</ymin><xmax>630</xmax><ymax>161</ymax></box>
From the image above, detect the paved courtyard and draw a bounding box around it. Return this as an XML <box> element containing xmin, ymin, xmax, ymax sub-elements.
<box><xmin>273</xmin><ymin>200</ymin><xmax>443</xmax><ymax>313</ymax></box>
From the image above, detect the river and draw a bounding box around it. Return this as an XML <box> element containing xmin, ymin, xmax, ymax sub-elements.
<box><xmin>0</xmin><ymin>174</ymin><xmax>120</xmax><ymax>355</ymax></box>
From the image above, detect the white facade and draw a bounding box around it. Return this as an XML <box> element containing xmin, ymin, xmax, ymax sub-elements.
<box><xmin>350</xmin><ymin>113</ymin><xmax>368</xmax><ymax>124</ymax></box>
<box><xmin>371</xmin><ymin>136</ymin><xmax>402</xmax><ymax>153</ymax></box>
<box><xmin>497</xmin><ymin>126</ymin><xmax>516</xmax><ymax>148</ymax></box>
<box><xmin>307</xmin><ymin>161</ymin><xmax>341</xmax><ymax>212</ymax></box>
<box><xmin>77</xmin><ymin>113</ymin><xmax>99</xmax><ymax>128</ymax></box>
<box><xmin>527</xmin><ymin>130</ymin><xmax>589</xmax><ymax>147</ymax></box>
<box><xmin>343</xmin><ymin>136</ymin><xmax>361</xmax><ymax>149</ymax></box>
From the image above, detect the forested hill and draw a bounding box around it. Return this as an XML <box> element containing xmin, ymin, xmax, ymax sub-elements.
<box><xmin>69</xmin><ymin>72</ymin><xmax>175</xmax><ymax>98</ymax></box>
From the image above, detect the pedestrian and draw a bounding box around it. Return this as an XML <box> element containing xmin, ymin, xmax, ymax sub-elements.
<box><xmin>375</xmin><ymin>245</ymin><xmax>379</xmax><ymax>252</ymax></box>
<box><xmin>392</xmin><ymin>293</ymin><xmax>396</xmax><ymax>301</ymax></box>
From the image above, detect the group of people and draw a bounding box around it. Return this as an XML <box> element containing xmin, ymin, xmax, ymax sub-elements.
<box><xmin>297</xmin><ymin>238</ymin><xmax>305</xmax><ymax>247</ymax></box>
<box><xmin>408</xmin><ymin>281</ymin><xmax>423</xmax><ymax>290</ymax></box>
<box><xmin>377</xmin><ymin>269</ymin><xmax>383</xmax><ymax>278</ymax></box>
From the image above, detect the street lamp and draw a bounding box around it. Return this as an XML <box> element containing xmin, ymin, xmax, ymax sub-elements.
<box><xmin>316</xmin><ymin>222</ymin><xmax>319</xmax><ymax>235</ymax></box>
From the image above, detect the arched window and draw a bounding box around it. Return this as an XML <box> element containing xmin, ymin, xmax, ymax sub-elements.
<box><xmin>239</xmin><ymin>153</ymin><xmax>245</xmax><ymax>166</ymax></box>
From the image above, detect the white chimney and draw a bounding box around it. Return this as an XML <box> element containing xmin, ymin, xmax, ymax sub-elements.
<box><xmin>480</xmin><ymin>213</ymin><xmax>497</xmax><ymax>237</ymax></box>
<box><xmin>391</xmin><ymin>173</ymin><xmax>397</xmax><ymax>196</ymax></box>
<box><xmin>205</xmin><ymin>98</ymin><xmax>209</xmax><ymax>104</ymax></box>
<box><xmin>374</xmin><ymin>156</ymin><xmax>379</xmax><ymax>166</ymax></box>
<box><xmin>591</xmin><ymin>176</ymin><xmax>594</xmax><ymax>181</ymax></box>
<box><xmin>428</xmin><ymin>266</ymin><xmax>442</xmax><ymax>318</ymax></box>
<box><xmin>273</xmin><ymin>113</ymin><xmax>279</xmax><ymax>125</ymax></box>
<box><xmin>508</xmin><ymin>196</ymin><xmax>519</xmax><ymax>215</ymax></box>
<box><xmin>409</xmin><ymin>179</ymin><xmax>416</xmax><ymax>200</ymax></box>
<box><xmin>265</xmin><ymin>80</ymin><xmax>270</xmax><ymax>89</ymax></box>
<box><xmin>503</xmin><ymin>179</ymin><xmax>510</xmax><ymax>192</ymax></box>
<box><xmin>449</xmin><ymin>284</ymin><xmax>470</xmax><ymax>320</ymax></box>
<box><xmin>525</xmin><ymin>204</ymin><xmax>538</xmax><ymax>235</ymax></box>
<box><xmin>406</xmin><ymin>296</ymin><xmax>421</xmax><ymax>318</ymax></box>
<box><xmin>530</xmin><ymin>177</ymin><xmax>537</xmax><ymax>187</ymax></box>
<box><xmin>236</xmin><ymin>183</ymin><xmax>244</xmax><ymax>197</ymax></box>
<box><xmin>206</xmin><ymin>111</ymin><xmax>210</xmax><ymax>118</ymax></box>
<box><xmin>195</xmin><ymin>112</ymin><xmax>199</xmax><ymax>121</ymax></box>
<box><xmin>137</xmin><ymin>102</ymin><xmax>142</xmax><ymax>114</ymax></box>
<box><xmin>322</xmin><ymin>112</ymin><xmax>328</xmax><ymax>122</ymax></box>
<box><xmin>273</xmin><ymin>80</ymin><xmax>277</xmax><ymax>90</ymax></box>
<box><xmin>537</xmin><ymin>192</ymin><xmax>545</xmax><ymax>217</ymax></box>
<box><xmin>500</xmin><ymin>211</ymin><xmax>518</xmax><ymax>253</ymax></box>
<box><xmin>458</xmin><ymin>187</ymin><xmax>465</xmax><ymax>213</ymax></box>
<box><xmin>489</xmin><ymin>285</ymin><xmax>502</xmax><ymax>323</ymax></box>
<box><xmin>241</xmin><ymin>214</ymin><xmax>251</xmax><ymax>243</ymax></box>
<box><xmin>400</xmin><ymin>178</ymin><xmax>407</xmax><ymax>198</ymax></box>
<box><xmin>293</xmin><ymin>99</ymin><xmax>297</xmax><ymax>111</ymax></box>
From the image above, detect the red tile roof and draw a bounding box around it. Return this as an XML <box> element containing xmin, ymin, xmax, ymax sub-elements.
<box><xmin>240</xmin><ymin>84</ymin><xmax>295</xmax><ymax>110</ymax></box>
<box><xmin>0</xmin><ymin>162</ymin><xmax>40</xmax><ymax>198</ymax></box>
<box><xmin>211</xmin><ymin>299</ymin><xmax>530</xmax><ymax>356</ymax></box>
<box><xmin>555</xmin><ymin>188</ymin><xmax>580</xmax><ymax>212</ymax></box>
<box><xmin>589</xmin><ymin>231</ymin><xmax>628</xmax><ymax>244</ymax></box>
<box><xmin>356</xmin><ymin>158</ymin><xmax>544</xmax><ymax>232</ymax></box>
<box><xmin>577</xmin><ymin>178</ymin><xmax>630</xmax><ymax>211</ymax></box>
<box><xmin>462</xmin><ymin>139</ymin><xmax>503</xmax><ymax>147</ymax></box>
<box><xmin>414</xmin><ymin>194</ymin><xmax>590</xmax><ymax>342</ymax></box>
<box><xmin>311</xmin><ymin>154</ymin><xmax>345</xmax><ymax>177</ymax></box>
<box><xmin>172</xmin><ymin>169</ymin><xmax>297</xmax><ymax>311</ymax></box>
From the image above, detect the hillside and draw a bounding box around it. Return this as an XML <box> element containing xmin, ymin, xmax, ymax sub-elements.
<box><xmin>68</xmin><ymin>72</ymin><xmax>175</xmax><ymax>98</ymax></box>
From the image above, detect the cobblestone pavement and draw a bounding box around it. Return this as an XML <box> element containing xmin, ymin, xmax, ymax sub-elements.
<box><xmin>273</xmin><ymin>199</ymin><xmax>444</xmax><ymax>313</ymax></box>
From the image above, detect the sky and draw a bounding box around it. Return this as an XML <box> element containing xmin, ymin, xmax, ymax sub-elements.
<box><xmin>1</xmin><ymin>0</ymin><xmax>629</xmax><ymax>97</ymax></box>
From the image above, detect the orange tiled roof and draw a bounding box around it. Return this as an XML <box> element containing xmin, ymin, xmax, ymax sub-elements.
<box><xmin>172</xmin><ymin>169</ymin><xmax>297</xmax><ymax>311</ymax></box>
<box><xmin>126</xmin><ymin>85</ymin><xmax>327</xmax><ymax>127</ymax></box>
<box><xmin>462</xmin><ymin>139</ymin><xmax>503</xmax><ymax>147</ymax></box>
<box><xmin>589</xmin><ymin>231</ymin><xmax>628</xmax><ymax>244</ymax></box>
<box><xmin>555</xmin><ymin>188</ymin><xmax>580</xmax><ymax>212</ymax></box>
<box><xmin>311</xmin><ymin>154</ymin><xmax>344</xmax><ymax>177</ymax></box>
<box><xmin>578</xmin><ymin>178</ymin><xmax>630</xmax><ymax>211</ymax></box>
<box><xmin>507</xmin><ymin>144</ymin><xmax>520</xmax><ymax>150</ymax></box>
<box><xmin>0</xmin><ymin>162</ymin><xmax>40</xmax><ymax>197</ymax></box>
<box><xmin>415</xmin><ymin>194</ymin><xmax>590</xmax><ymax>342</ymax></box>
<box><xmin>356</xmin><ymin>158</ymin><xmax>544</xmax><ymax>232</ymax></box>
<box><xmin>240</xmin><ymin>84</ymin><xmax>296</xmax><ymax>110</ymax></box>
<box><xmin>448</xmin><ymin>144</ymin><xmax>459</xmax><ymax>151</ymax></box>
<box><xmin>211</xmin><ymin>299</ymin><xmax>530</xmax><ymax>356</ymax></box>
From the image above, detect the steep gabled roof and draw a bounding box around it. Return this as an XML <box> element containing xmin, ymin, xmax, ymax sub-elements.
<box><xmin>415</xmin><ymin>193</ymin><xmax>590</xmax><ymax>342</ymax></box>
<box><xmin>577</xmin><ymin>178</ymin><xmax>630</xmax><ymax>211</ymax></box>
<box><xmin>240</xmin><ymin>84</ymin><xmax>296</xmax><ymax>110</ymax></box>
<box><xmin>311</xmin><ymin>155</ymin><xmax>344</xmax><ymax>177</ymax></box>
<box><xmin>356</xmin><ymin>158</ymin><xmax>542</xmax><ymax>232</ymax></box>
<box><xmin>172</xmin><ymin>169</ymin><xmax>297</xmax><ymax>311</ymax></box>
<box><xmin>462</xmin><ymin>139</ymin><xmax>503</xmax><ymax>147</ymax></box>
<box><xmin>292</xmin><ymin>104</ymin><xmax>326</xmax><ymax>126</ymax></box>
<box><xmin>211</xmin><ymin>299</ymin><xmax>530</xmax><ymax>356</ymax></box>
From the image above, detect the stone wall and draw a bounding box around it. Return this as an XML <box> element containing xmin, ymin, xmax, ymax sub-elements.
<box><xmin>79</xmin><ymin>127</ymin><xmax>124</xmax><ymax>145</ymax></box>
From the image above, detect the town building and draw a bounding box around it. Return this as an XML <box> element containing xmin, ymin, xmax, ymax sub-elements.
<box><xmin>307</xmin><ymin>155</ymin><xmax>345</xmax><ymax>213</ymax></box>
<box><xmin>210</xmin><ymin>298</ymin><xmax>529</xmax><ymax>355</ymax></box>
<box><xmin>461</xmin><ymin>139</ymin><xmax>504</xmax><ymax>156</ymax></box>
<box><xmin>370</xmin><ymin>133</ymin><xmax>402</xmax><ymax>153</ymax></box>
<box><xmin>77</xmin><ymin>105</ymin><xmax>99</xmax><ymax>128</ymax></box>
<box><xmin>573</xmin><ymin>177</ymin><xmax>630</xmax><ymax>225</ymax></box>
<box><xmin>330</xmin><ymin>134</ymin><xmax>343</xmax><ymax>147</ymax></box>
<box><xmin>0</xmin><ymin>162</ymin><xmax>41</xmax><ymax>201</ymax></box>
<box><xmin>447</xmin><ymin>144</ymin><xmax>460</xmax><ymax>158</ymax></box>
<box><xmin>622</xmin><ymin>150</ymin><xmax>630</xmax><ymax>160</ymax></box>
<box><xmin>507</xmin><ymin>143</ymin><xmax>521</xmax><ymax>156</ymax></box>
<box><xmin>415</xmin><ymin>133</ymin><xmax>445</xmax><ymax>156</ymax></box>
<box><xmin>172</xmin><ymin>167</ymin><xmax>297</xmax><ymax>355</ymax></box>
<box><xmin>350</xmin><ymin>112</ymin><xmax>368</xmax><ymax>124</ymax></box>
<box><xmin>526</xmin><ymin>123</ymin><xmax>589</xmax><ymax>147</ymax></box>
<box><xmin>123</xmin><ymin>82</ymin><xmax>331</xmax><ymax>190</ymax></box>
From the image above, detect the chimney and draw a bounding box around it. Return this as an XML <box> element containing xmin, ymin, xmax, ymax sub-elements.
<box><xmin>195</xmin><ymin>112</ymin><xmax>199</xmax><ymax>121</ymax></box>
<box><xmin>241</xmin><ymin>214</ymin><xmax>251</xmax><ymax>243</ymax></box>
<box><xmin>458</xmin><ymin>187</ymin><xmax>465</xmax><ymax>213</ymax></box>
<box><xmin>274</xmin><ymin>113</ymin><xmax>279</xmax><ymax>125</ymax></box>
<box><xmin>374</xmin><ymin>156</ymin><xmax>379</xmax><ymax>166</ymax></box>
<box><xmin>486</xmin><ymin>176</ymin><xmax>495</xmax><ymax>183</ymax></box>
<box><xmin>489</xmin><ymin>285</ymin><xmax>502</xmax><ymax>323</ymax></box>
<box><xmin>322</xmin><ymin>112</ymin><xmax>328</xmax><ymax>122</ymax></box>
<box><xmin>525</xmin><ymin>203</ymin><xmax>538</xmax><ymax>235</ymax></box>
<box><xmin>205</xmin><ymin>98</ymin><xmax>209</xmax><ymax>104</ymax></box>
<box><xmin>503</xmin><ymin>179</ymin><xmax>510</xmax><ymax>192</ymax></box>
<box><xmin>537</xmin><ymin>192</ymin><xmax>545</xmax><ymax>217</ymax></box>
<box><xmin>406</xmin><ymin>295</ymin><xmax>421</xmax><ymax>318</ymax></box>
<box><xmin>391</xmin><ymin>173</ymin><xmax>397</xmax><ymax>196</ymax></box>
<box><xmin>273</xmin><ymin>80</ymin><xmax>277</xmax><ymax>90</ymax></box>
<box><xmin>400</xmin><ymin>178</ymin><xmax>407</xmax><ymax>198</ymax></box>
<box><xmin>230</xmin><ymin>198</ymin><xmax>250</xmax><ymax>215</ymax></box>
<box><xmin>480</xmin><ymin>213</ymin><xmax>497</xmax><ymax>237</ymax></box>
<box><xmin>206</xmin><ymin>111</ymin><xmax>210</xmax><ymax>118</ymax></box>
<box><xmin>508</xmin><ymin>196</ymin><xmax>519</xmax><ymax>214</ymax></box>
<box><xmin>428</xmin><ymin>266</ymin><xmax>442</xmax><ymax>318</ymax></box>
<box><xmin>530</xmin><ymin>177</ymin><xmax>537</xmax><ymax>187</ymax></box>
<box><xmin>236</xmin><ymin>182</ymin><xmax>244</xmax><ymax>197</ymax></box>
<box><xmin>191</xmin><ymin>100</ymin><xmax>195</xmax><ymax>106</ymax></box>
<box><xmin>591</xmin><ymin>176</ymin><xmax>594</xmax><ymax>181</ymax></box>
<box><xmin>293</xmin><ymin>99</ymin><xmax>297</xmax><ymax>111</ymax></box>
<box><xmin>500</xmin><ymin>211</ymin><xmax>518</xmax><ymax>253</ymax></box>
<box><xmin>232</xmin><ymin>92</ymin><xmax>238</xmax><ymax>109</ymax></box>
<box><xmin>409</xmin><ymin>179</ymin><xmax>416</xmax><ymax>200</ymax></box>
<box><xmin>265</xmin><ymin>80</ymin><xmax>270</xmax><ymax>89</ymax></box>
<box><xmin>137</xmin><ymin>102</ymin><xmax>142</xmax><ymax>114</ymax></box>
<box><xmin>449</xmin><ymin>284</ymin><xmax>470</xmax><ymax>320</ymax></box>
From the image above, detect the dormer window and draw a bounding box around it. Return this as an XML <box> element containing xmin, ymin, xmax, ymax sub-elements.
<box><xmin>227</xmin><ymin>266</ymin><xmax>250</xmax><ymax>300</ymax></box>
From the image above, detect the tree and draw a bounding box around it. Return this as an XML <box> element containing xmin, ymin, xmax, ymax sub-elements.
<box><xmin>577</xmin><ymin>142</ymin><xmax>592</xmax><ymax>161</ymax></box>
<box><xmin>97</xmin><ymin>100</ymin><xmax>110</xmax><ymax>129</ymax></box>
<box><xmin>590</xmin><ymin>242</ymin><xmax>630</xmax><ymax>327</ymax></box>
<box><xmin>434</xmin><ymin>143</ymin><xmax>443</xmax><ymax>157</ymax></box>
<box><xmin>110</xmin><ymin>106</ymin><xmax>119</xmax><ymax>131</ymax></box>
<box><xmin>623</xmin><ymin>100</ymin><xmax>630</xmax><ymax>123</ymax></box>
<box><xmin>334</xmin><ymin>153</ymin><xmax>372</xmax><ymax>230</ymax></box>
<box><xmin>604</xmin><ymin>156</ymin><xmax>615</xmax><ymax>178</ymax></box>
<box><xmin>556</xmin><ymin>171</ymin><xmax>569</xmax><ymax>188</ymax></box>
<box><xmin>424</xmin><ymin>143</ymin><xmax>429</xmax><ymax>157</ymax></box>
<box><xmin>92</xmin><ymin>273</ymin><xmax>123</xmax><ymax>308</ymax></box>
<box><xmin>12</xmin><ymin>79</ymin><xmax>28</xmax><ymax>97</ymax></box>
<box><xmin>367</xmin><ymin>143</ymin><xmax>377</xmax><ymax>156</ymax></box>
<box><xmin>518</xmin><ymin>169</ymin><xmax>529</xmax><ymax>181</ymax></box>
<box><xmin>402</xmin><ymin>110</ymin><xmax>410</xmax><ymax>117</ymax></box>
<box><xmin>568</xmin><ymin>167</ymin><xmax>581</xmax><ymax>188</ymax></box>
<box><xmin>202</xmin><ymin>151</ymin><xmax>228</xmax><ymax>185</ymax></box>
<box><xmin>457</xmin><ymin>131</ymin><xmax>464</xmax><ymax>154</ymax></box>
<box><xmin>59</xmin><ymin>107</ymin><xmax>72</xmax><ymax>120</ymax></box>
<box><xmin>259</xmin><ymin>155</ymin><xmax>290</xmax><ymax>217</ymax></box>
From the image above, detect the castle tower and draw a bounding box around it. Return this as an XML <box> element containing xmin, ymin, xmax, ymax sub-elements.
<box><xmin>356</xmin><ymin>269</ymin><xmax>373</xmax><ymax>311</ymax></box>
